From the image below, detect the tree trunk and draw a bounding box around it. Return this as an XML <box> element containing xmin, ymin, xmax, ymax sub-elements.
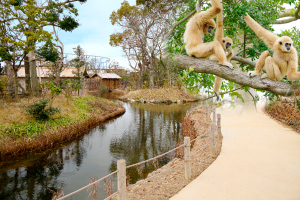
<box><xmin>171</xmin><ymin>54</ymin><xmax>298</xmax><ymax>96</ymax></box>
<box><xmin>28</xmin><ymin>50</ymin><xmax>39</xmax><ymax>96</ymax></box>
<box><xmin>149</xmin><ymin>57</ymin><xmax>154</xmax><ymax>88</ymax></box>
<box><xmin>149</xmin><ymin>67</ymin><xmax>154</xmax><ymax>89</ymax></box>
<box><xmin>138</xmin><ymin>63</ymin><xmax>143</xmax><ymax>89</ymax></box>
<box><xmin>5</xmin><ymin>60</ymin><xmax>14</xmax><ymax>97</ymax></box>
<box><xmin>24</xmin><ymin>54</ymin><xmax>31</xmax><ymax>95</ymax></box>
<box><xmin>13</xmin><ymin>68</ymin><xmax>19</xmax><ymax>101</ymax></box>
<box><xmin>56</xmin><ymin>63</ymin><xmax>61</xmax><ymax>87</ymax></box>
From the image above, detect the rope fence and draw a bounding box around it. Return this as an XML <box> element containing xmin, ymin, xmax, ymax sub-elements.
<box><xmin>55</xmin><ymin>104</ymin><xmax>221</xmax><ymax>200</ymax></box>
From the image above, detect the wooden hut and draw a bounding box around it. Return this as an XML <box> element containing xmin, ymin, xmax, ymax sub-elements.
<box><xmin>90</xmin><ymin>73</ymin><xmax>121</xmax><ymax>91</ymax></box>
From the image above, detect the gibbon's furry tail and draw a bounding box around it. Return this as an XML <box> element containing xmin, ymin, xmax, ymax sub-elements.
<box><xmin>244</xmin><ymin>14</ymin><xmax>278</xmax><ymax>49</ymax></box>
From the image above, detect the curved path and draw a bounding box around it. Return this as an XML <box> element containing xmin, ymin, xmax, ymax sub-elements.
<box><xmin>171</xmin><ymin>103</ymin><xmax>300</xmax><ymax>200</ymax></box>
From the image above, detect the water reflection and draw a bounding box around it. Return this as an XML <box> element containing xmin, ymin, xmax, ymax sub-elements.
<box><xmin>0</xmin><ymin>102</ymin><xmax>197</xmax><ymax>199</ymax></box>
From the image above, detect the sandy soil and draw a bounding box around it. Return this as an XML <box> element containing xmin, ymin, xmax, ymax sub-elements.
<box><xmin>110</xmin><ymin>105</ymin><xmax>222</xmax><ymax>200</ymax></box>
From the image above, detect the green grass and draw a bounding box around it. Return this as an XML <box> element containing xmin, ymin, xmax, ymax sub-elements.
<box><xmin>0</xmin><ymin>96</ymin><xmax>113</xmax><ymax>140</ymax></box>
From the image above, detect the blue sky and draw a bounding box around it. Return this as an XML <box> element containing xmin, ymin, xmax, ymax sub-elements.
<box><xmin>56</xmin><ymin>0</ymin><xmax>136</xmax><ymax>69</ymax></box>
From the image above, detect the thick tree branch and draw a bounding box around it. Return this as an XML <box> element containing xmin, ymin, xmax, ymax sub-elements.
<box><xmin>274</xmin><ymin>2</ymin><xmax>300</xmax><ymax>24</ymax></box>
<box><xmin>171</xmin><ymin>54</ymin><xmax>297</xmax><ymax>96</ymax></box>
<box><xmin>278</xmin><ymin>8</ymin><xmax>293</xmax><ymax>18</ymax></box>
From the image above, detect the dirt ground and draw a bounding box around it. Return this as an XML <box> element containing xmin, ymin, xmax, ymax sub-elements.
<box><xmin>110</xmin><ymin>105</ymin><xmax>222</xmax><ymax>200</ymax></box>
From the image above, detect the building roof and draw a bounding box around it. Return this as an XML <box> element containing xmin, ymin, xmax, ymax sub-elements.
<box><xmin>17</xmin><ymin>67</ymin><xmax>51</xmax><ymax>78</ymax></box>
<box><xmin>93</xmin><ymin>73</ymin><xmax>121</xmax><ymax>79</ymax></box>
<box><xmin>60</xmin><ymin>68</ymin><xmax>86</xmax><ymax>77</ymax></box>
<box><xmin>17</xmin><ymin>67</ymin><xmax>87</xmax><ymax>78</ymax></box>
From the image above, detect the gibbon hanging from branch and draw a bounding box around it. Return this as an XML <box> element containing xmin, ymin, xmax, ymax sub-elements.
<box><xmin>207</xmin><ymin>8</ymin><xmax>234</xmax><ymax>100</ymax></box>
<box><xmin>184</xmin><ymin>0</ymin><xmax>233</xmax><ymax>69</ymax></box>
<box><xmin>245</xmin><ymin>14</ymin><xmax>300</xmax><ymax>81</ymax></box>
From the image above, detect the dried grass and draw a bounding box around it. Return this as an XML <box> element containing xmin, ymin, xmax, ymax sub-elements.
<box><xmin>265</xmin><ymin>98</ymin><xmax>300</xmax><ymax>133</ymax></box>
<box><xmin>122</xmin><ymin>87</ymin><xmax>198</xmax><ymax>101</ymax></box>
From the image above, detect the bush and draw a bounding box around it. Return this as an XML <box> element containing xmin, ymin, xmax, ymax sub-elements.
<box><xmin>26</xmin><ymin>99</ymin><xmax>60</xmax><ymax>120</ymax></box>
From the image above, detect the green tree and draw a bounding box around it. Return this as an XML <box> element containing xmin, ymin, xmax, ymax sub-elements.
<box><xmin>0</xmin><ymin>0</ymin><xmax>87</xmax><ymax>97</ymax></box>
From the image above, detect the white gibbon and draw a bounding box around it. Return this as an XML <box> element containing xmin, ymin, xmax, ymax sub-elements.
<box><xmin>208</xmin><ymin>10</ymin><xmax>234</xmax><ymax>100</ymax></box>
<box><xmin>184</xmin><ymin>0</ymin><xmax>233</xmax><ymax>69</ymax></box>
<box><xmin>245</xmin><ymin>14</ymin><xmax>300</xmax><ymax>81</ymax></box>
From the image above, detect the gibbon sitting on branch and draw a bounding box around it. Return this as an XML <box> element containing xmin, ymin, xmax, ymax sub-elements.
<box><xmin>245</xmin><ymin>14</ymin><xmax>300</xmax><ymax>81</ymax></box>
<box><xmin>184</xmin><ymin>0</ymin><xmax>233</xmax><ymax>69</ymax></box>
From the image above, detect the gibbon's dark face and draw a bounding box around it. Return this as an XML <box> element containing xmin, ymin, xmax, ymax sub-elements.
<box><xmin>223</xmin><ymin>40</ymin><xmax>232</xmax><ymax>49</ymax></box>
<box><xmin>226</xmin><ymin>42</ymin><xmax>232</xmax><ymax>49</ymax></box>
<box><xmin>285</xmin><ymin>42</ymin><xmax>291</xmax><ymax>51</ymax></box>
<box><xmin>279</xmin><ymin>41</ymin><xmax>292</xmax><ymax>52</ymax></box>
<box><xmin>278</xmin><ymin>36</ymin><xmax>293</xmax><ymax>52</ymax></box>
<box><xmin>207</xmin><ymin>25</ymin><xmax>214</xmax><ymax>33</ymax></box>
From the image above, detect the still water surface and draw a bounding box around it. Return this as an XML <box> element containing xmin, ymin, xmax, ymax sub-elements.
<box><xmin>0</xmin><ymin>101</ymin><xmax>198</xmax><ymax>199</ymax></box>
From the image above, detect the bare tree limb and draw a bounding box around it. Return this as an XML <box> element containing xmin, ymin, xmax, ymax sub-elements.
<box><xmin>164</xmin><ymin>10</ymin><xmax>196</xmax><ymax>41</ymax></box>
<box><xmin>278</xmin><ymin>8</ymin><xmax>293</xmax><ymax>18</ymax></box>
<box><xmin>274</xmin><ymin>2</ymin><xmax>300</xmax><ymax>24</ymax></box>
<box><xmin>200</xmin><ymin>87</ymin><xmax>241</xmax><ymax>101</ymax></box>
<box><xmin>232</xmin><ymin>55</ymin><xmax>255</xmax><ymax>68</ymax></box>
<box><xmin>171</xmin><ymin>54</ymin><xmax>297</xmax><ymax>96</ymax></box>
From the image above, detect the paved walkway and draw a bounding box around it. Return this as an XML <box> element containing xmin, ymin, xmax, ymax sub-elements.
<box><xmin>171</xmin><ymin>103</ymin><xmax>300</xmax><ymax>200</ymax></box>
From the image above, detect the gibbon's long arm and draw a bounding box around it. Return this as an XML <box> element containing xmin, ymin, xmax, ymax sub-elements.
<box><xmin>197</xmin><ymin>0</ymin><xmax>222</xmax><ymax>25</ymax></box>
<box><xmin>244</xmin><ymin>14</ymin><xmax>278</xmax><ymax>49</ymax></box>
<box><xmin>215</xmin><ymin>12</ymin><xmax>223</xmax><ymax>43</ymax></box>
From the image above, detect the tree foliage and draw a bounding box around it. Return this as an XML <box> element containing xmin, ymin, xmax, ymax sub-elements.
<box><xmin>36</xmin><ymin>40</ymin><xmax>59</xmax><ymax>63</ymax></box>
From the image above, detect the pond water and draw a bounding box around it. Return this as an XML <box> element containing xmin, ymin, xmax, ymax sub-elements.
<box><xmin>0</xmin><ymin>101</ymin><xmax>199</xmax><ymax>200</ymax></box>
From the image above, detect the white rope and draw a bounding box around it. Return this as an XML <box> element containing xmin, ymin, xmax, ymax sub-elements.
<box><xmin>190</xmin><ymin>127</ymin><xmax>211</xmax><ymax>143</ymax></box>
<box><xmin>57</xmin><ymin>170</ymin><xmax>118</xmax><ymax>200</ymax></box>
<box><xmin>104</xmin><ymin>192</ymin><xmax>118</xmax><ymax>200</ymax></box>
<box><xmin>192</xmin><ymin>138</ymin><xmax>211</xmax><ymax>155</ymax></box>
<box><xmin>126</xmin><ymin>143</ymin><xmax>185</xmax><ymax>169</ymax></box>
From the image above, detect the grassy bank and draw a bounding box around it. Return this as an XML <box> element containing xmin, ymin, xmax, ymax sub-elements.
<box><xmin>0</xmin><ymin>96</ymin><xmax>125</xmax><ymax>160</ymax></box>
<box><xmin>121</xmin><ymin>87</ymin><xmax>199</xmax><ymax>102</ymax></box>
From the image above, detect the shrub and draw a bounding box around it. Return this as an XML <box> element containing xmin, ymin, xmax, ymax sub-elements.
<box><xmin>26</xmin><ymin>99</ymin><xmax>60</xmax><ymax>120</ymax></box>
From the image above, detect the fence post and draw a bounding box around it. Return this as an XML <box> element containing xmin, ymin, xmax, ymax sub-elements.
<box><xmin>217</xmin><ymin>114</ymin><xmax>221</xmax><ymax>137</ymax></box>
<box><xmin>206</xmin><ymin>105</ymin><xmax>209</xmax><ymax>119</ymax></box>
<box><xmin>117</xmin><ymin>159</ymin><xmax>126</xmax><ymax>200</ymax></box>
<box><xmin>184</xmin><ymin>137</ymin><xmax>191</xmax><ymax>180</ymax></box>
<box><xmin>210</xmin><ymin>123</ymin><xmax>215</xmax><ymax>155</ymax></box>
